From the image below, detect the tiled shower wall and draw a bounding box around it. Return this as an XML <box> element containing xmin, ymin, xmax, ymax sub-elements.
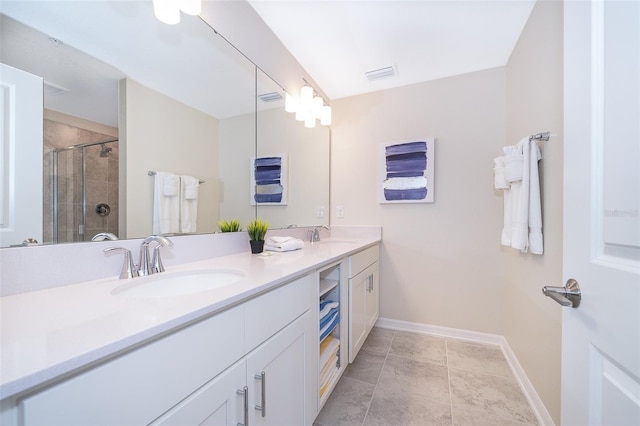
<box><xmin>43</xmin><ymin>119</ymin><xmax>119</xmax><ymax>244</ymax></box>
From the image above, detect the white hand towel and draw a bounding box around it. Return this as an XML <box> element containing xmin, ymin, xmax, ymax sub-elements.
<box><xmin>494</xmin><ymin>156</ymin><xmax>508</xmax><ymax>190</ymax></box>
<box><xmin>265</xmin><ymin>236</ymin><xmax>304</xmax><ymax>252</ymax></box>
<box><xmin>163</xmin><ymin>174</ymin><xmax>180</xmax><ymax>197</ymax></box>
<box><xmin>528</xmin><ymin>143</ymin><xmax>543</xmax><ymax>254</ymax></box>
<box><xmin>153</xmin><ymin>172</ymin><xmax>180</xmax><ymax>234</ymax></box>
<box><xmin>504</xmin><ymin>145</ymin><xmax>524</xmax><ymax>182</ymax></box>
<box><xmin>180</xmin><ymin>175</ymin><xmax>199</xmax><ymax>233</ymax></box>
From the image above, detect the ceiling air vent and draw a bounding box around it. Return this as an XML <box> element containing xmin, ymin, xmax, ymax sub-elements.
<box><xmin>44</xmin><ymin>80</ymin><xmax>69</xmax><ymax>96</ymax></box>
<box><xmin>365</xmin><ymin>66</ymin><xmax>395</xmax><ymax>81</ymax></box>
<box><xmin>258</xmin><ymin>92</ymin><xmax>283</xmax><ymax>102</ymax></box>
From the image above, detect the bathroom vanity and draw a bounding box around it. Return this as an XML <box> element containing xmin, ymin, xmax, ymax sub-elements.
<box><xmin>0</xmin><ymin>232</ymin><xmax>380</xmax><ymax>425</ymax></box>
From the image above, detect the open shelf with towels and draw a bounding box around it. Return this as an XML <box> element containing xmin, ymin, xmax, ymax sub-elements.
<box><xmin>317</xmin><ymin>261</ymin><xmax>347</xmax><ymax>408</ymax></box>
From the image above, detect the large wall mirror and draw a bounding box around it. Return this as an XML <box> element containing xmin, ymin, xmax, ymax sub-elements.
<box><xmin>0</xmin><ymin>0</ymin><xmax>329</xmax><ymax>248</ymax></box>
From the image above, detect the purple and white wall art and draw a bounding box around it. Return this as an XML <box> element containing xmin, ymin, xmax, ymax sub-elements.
<box><xmin>380</xmin><ymin>138</ymin><xmax>435</xmax><ymax>203</ymax></box>
<box><xmin>250</xmin><ymin>154</ymin><xmax>288</xmax><ymax>205</ymax></box>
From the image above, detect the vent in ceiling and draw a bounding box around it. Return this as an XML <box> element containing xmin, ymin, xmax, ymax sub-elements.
<box><xmin>365</xmin><ymin>66</ymin><xmax>396</xmax><ymax>81</ymax></box>
<box><xmin>258</xmin><ymin>92</ymin><xmax>283</xmax><ymax>102</ymax></box>
<box><xmin>44</xmin><ymin>80</ymin><xmax>69</xmax><ymax>96</ymax></box>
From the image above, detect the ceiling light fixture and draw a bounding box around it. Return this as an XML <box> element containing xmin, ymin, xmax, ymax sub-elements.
<box><xmin>365</xmin><ymin>66</ymin><xmax>396</xmax><ymax>81</ymax></box>
<box><xmin>285</xmin><ymin>80</ymin><xmax>331</xmax><ymax>128</ymax></box>
<box><xmin>153</xmin><ymin>0</ymin><xmax>201</xmax><ymax>25</ymax></box>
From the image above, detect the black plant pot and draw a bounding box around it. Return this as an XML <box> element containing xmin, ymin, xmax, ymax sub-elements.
<box><xmin>250</xmin><ymin>240</ymin><xmax>265</xmax><ymax>254</ymax></box>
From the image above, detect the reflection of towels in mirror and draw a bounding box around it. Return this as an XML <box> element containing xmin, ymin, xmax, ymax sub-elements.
<box><xmin>181</xmin><ymin>175</ymin><xmax>199</xmax><ymax>233</ymax></box>
<box><xmin>163</xmin><ymin>174</ymin><xmax>180</xmax><ymax>197</ymax></box>
<box><xmin>153</xmin><ymin>172</ymin><xmax>180</xmax><ymax>234</ymax></box>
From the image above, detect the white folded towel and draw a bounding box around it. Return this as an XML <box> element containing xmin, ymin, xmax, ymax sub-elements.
<box><xmin>265</xmin><ymin>236</ymin><xmax>304</xmax><ymax>252</ymax></box>
<box><xmin>504</xmin><ymin>145</ymin><xmax>523</xmax><ymax>182</ymax></box>
<box><xmin>153</xmin><ymin>172</ymin><xmax>180</xmax><ymax>234</ymax></box>
<box><xmin>180</xmin><ymin>175</ymin><xmax>199</xmax><ymax>233</ymax></box>
<box><xmin>163</xmin><ymin>174</ymin><xmax>180</xmax><ymax>197</ymax></box>
<box><xmin>493</xmin><ymin>156</ymin><xmax>508</xmax><ymax>190</ymax></box>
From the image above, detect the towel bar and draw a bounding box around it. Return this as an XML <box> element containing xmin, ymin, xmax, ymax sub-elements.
<box><xmin>148</xmin><ymin>170</ymin><xmax>205</xmax><ymax>184</ymax></box>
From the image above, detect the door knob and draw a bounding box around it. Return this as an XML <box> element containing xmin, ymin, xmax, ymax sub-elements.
<box><xmin>543</xmin><ymin>278</ymin><xmax>581</xmax><ymax>308</ymax></box>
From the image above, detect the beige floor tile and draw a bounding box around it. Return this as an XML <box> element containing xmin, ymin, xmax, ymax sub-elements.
<box><xmin>344</xmin><ymin>349</ymin><xmax>387</xmax><ymax>385</ymax></box>
<box><xmin>361</xmin><ymin>327</ymin><xmax>395</xmax><ymax>355</ymax></box>
<box><xmin>389</xmin><ymin>331</ymin><xmax>448</xmax><ymax>366</ymax></box>
<box><xmin>315</xmin><ymin>376</ymin><xmax>375</xmax><ymax>426</ymax></box>
<box><xmin>446</xmin><ymin>340</ymin><xmax>512</xmax><ymax>377</ymax></box>
<box><xmin>315</xmin><ymin>330</ymin><xmax>539</xmax><ymax>426</ymax></box>
<box><xmin>362</xmin><ymin>354</ymin><xmax>452</xmax><ymax>425</ymax></box>
<box><xmin>449</xmin><ymin>368</ymin><xmax>538</xmax><ymax>425</ymax></box>
<box><xmin>452</xmin><ymin>405</ymin><xmax>537</xmax><ymax>425</ymax></box>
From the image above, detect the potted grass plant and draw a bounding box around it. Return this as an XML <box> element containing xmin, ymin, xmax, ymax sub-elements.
<box><xmin>247</xmin><ymin>218</ymin><xmax>269</xmax><ymax>253</ymax></box>
<box><xmin>217</xmin><ymin>218</ymin><xmax>242</xmax><ymax>233</ymax></box>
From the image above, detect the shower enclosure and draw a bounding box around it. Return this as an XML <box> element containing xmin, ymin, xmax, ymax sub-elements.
<box><xmin>44</xmin><ymin>138</ymin><xmax>119</xmax><ymax>244</ymax></box>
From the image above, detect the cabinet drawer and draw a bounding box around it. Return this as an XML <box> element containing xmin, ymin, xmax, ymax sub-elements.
<box><xmin>349</xmin><ymin>245</ymin><xmax>379</xmax><ymax>278</ymax></box>
<box><xmin>19</xmin><ymin>305</ymin><xmax>244</xmax><ymax>426</ymax></box>
<box><xmin>244</xmin><ymin>274</ymin><xmax>313</xmax><ymax>352</ymax></box>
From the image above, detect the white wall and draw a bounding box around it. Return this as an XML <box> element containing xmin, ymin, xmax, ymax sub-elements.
<box><xmin>331</xmin><ymin>67</ymin><xmax>507</xmax><ymax>334</ymax></box>
<box><xmin>504</xmin><ymin>1</ymin><xmax>564</xmax><ymax>423</ymax></box>
<box><xmin>218</xmin><ymin>111</ymin><xmax>256</xmax><ymax>228</ymax></box>
<box><xmin>120</xmin><ymin>79</ymin><xmax>220</xmax><ymax>238</ymax></box>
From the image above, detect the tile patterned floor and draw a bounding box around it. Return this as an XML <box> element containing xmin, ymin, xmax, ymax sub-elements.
<box><xmin>314</xmin><ymin>328</ymin><xmax>538</xmax><ymax>426</ymax></box>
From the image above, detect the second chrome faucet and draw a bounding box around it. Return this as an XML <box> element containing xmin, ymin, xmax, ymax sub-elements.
<box><xmin>104</xmin><ymin>235</ymin><xmax>173</xmax><ymax>279</ymax></box>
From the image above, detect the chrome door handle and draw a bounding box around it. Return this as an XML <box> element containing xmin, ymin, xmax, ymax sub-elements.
<box><xmin>543</xmin><ymin>278</ymin><xmax>581</xmax><ymax>308</ymax></box>
<box><xmin>254</xmin><ymin>371</ymin><xmax>266</xmax><ymax>417</ymax></box>
<box><xmin>237</xmin><ymin>386</ymin><xmax>248</xmax><ymax>426</ymax></box>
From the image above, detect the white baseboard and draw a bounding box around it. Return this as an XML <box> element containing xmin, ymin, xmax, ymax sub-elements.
<box><xmin>375</xmin><ymin>317</ymin><xmax>555</xmax><ymax>426</ymax></box>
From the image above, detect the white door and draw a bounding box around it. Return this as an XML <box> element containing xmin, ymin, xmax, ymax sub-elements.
<box><xmin>562</xmin><ymin>1</ymin><xmax>640</xmax><ymax>425</ymax></box>
<box><xmin>0</xmin><ymin>63</ymin><xmax>43</xmax><ymax>247</ymax></box>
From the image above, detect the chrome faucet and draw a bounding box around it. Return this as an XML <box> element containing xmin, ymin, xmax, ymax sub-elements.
<box><xmin>137</xmin><ymin>235</ymin><xmax>173</xmax><ymax>276</ymax></box>
<box><xmin>103</xmin><ymin>247</ymin><xmax>138</xmax><ymax>279</ymax></box>
<box><xmin>92</xmin><ymin>232</ymin><xmax>118</xmax><ymax>241</ymax></box>
<box><xmin>310</xmin><ymin>225</ymin><xmax>329</xmax><ymax>242</ymax></box>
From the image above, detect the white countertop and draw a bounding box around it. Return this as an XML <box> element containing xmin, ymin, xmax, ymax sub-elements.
<box><xmin>0</xmin><ymin>237</ymin><xmax>379</xmax><ymax>400</ymax></box>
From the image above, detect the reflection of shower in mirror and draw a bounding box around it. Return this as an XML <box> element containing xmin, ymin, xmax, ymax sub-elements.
<box><xmin>99</xmin><ymin>143</ymin><xmax>113</xmax><ymax>157</ymax></box>
<box><xmin>43</xmin><ymin>119</ymin><xmax>119</xmax><ymax>245</ymax></box>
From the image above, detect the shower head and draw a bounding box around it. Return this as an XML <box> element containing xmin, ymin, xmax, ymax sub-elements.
<box><xmin>99</xmin><ymin>143</ymin><xmax>113</xmax><ymax>157</ymax></box>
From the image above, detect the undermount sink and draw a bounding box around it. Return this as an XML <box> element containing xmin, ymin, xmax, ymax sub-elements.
<box><xmin>111</xmin><ymin>269</ymin><xmax>245</xmax><ymax>298</ymax></box>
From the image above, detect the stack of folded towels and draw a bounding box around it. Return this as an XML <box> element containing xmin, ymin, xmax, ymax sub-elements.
<box><xmin>319</xmin><ymin>335</ymin><xmax>340</xmax><ymax>398</ymax></box>
<box><xmin>319</xmin><ymin>299</ymin><xmax>340</xmax><ymax>342</ymax></box>
<box><xmin>265</xmin><ymin>236</ymin><xmax>304</xmax><ymax>252</ymax></box>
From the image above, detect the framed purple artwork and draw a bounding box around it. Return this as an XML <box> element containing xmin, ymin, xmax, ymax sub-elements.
<box><xmin>250</xmin><ymin>154</ymin><xmax>288</xmax><ymax>205</ymax></box>
<box><xmin>380</xmin><ymin>138</ymin><xmax>435</xmax><ymax>203</ymax></box>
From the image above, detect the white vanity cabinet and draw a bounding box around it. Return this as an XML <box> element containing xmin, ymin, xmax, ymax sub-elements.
<box><xmin>155</xmin><ymin>310</ymin><xmax>314</xmax><ymax>426</ymax></box>
<box><xmin>15</xmin><ymin>275</ymin><xmax>316</xmax><ymax>426</ymax></box>
<box><xmin>348</xmin><ymin>245</ymin><xmax>380</xmax><ymax>363</ymax></box>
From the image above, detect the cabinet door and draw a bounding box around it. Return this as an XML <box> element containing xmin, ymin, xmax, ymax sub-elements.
<box><xmin>365</xmin><ymin>262</ymin><xmax>379</xmax><ymax>332</ymax></box>
<box><xmin>152</xmin><ymin>360</ymin><xmax>246</xmax><ymax>426</ymax></box>
<box><xmin>349</xmin><ymin>268</ymin><xmax>368</xmax><ymax>363</ymax></box>
<box><xmin>246</xmin><ymin>310</ymin><xmax>314</xmax><ymax>426</ymax></box>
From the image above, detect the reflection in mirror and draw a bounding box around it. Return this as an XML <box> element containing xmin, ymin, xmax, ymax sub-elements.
<box><xmin>0</xmin><ymin>0</ymin><xmax>330</xmax><ymax>248</ymax></box>
<box><xmin>255</xmin><ymin>70</ymin><xmax>330</xmax><ymax>229</ymax></box>
<box><xmin>0</xmin><ymin>1</ymin><xmax>256</xmax><ymax>247</ymax></box>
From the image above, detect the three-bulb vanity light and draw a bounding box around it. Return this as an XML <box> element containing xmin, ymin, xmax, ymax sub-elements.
<box><xmin>152</xmin><ymin>4</ymin><xmax>330</xmax><ymax>128</ymax></box>
<box><xmin>153</xmin><ymin>0</ymin><xmax>201</xmax><ymax>25</ymax></box>
<box><xmin>285</xmin><ymin>83</ymin><xmax>332</xmax><ymax>128</ymax></box>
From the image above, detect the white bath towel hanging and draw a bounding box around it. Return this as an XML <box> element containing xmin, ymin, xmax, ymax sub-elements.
<box><xmin>153</xmin><ymin>172</ymin><xmax>180</xmax><ymax>234</ymax></box>
<box><xmin>498</xmin><ymin>138</ymin><xmax>543</xmax><ymax>255</ymax></box>
<box><xmin>180</xmin><ymin>175</ymin><xmax>199</xmax><ymax>233</ymax></box>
